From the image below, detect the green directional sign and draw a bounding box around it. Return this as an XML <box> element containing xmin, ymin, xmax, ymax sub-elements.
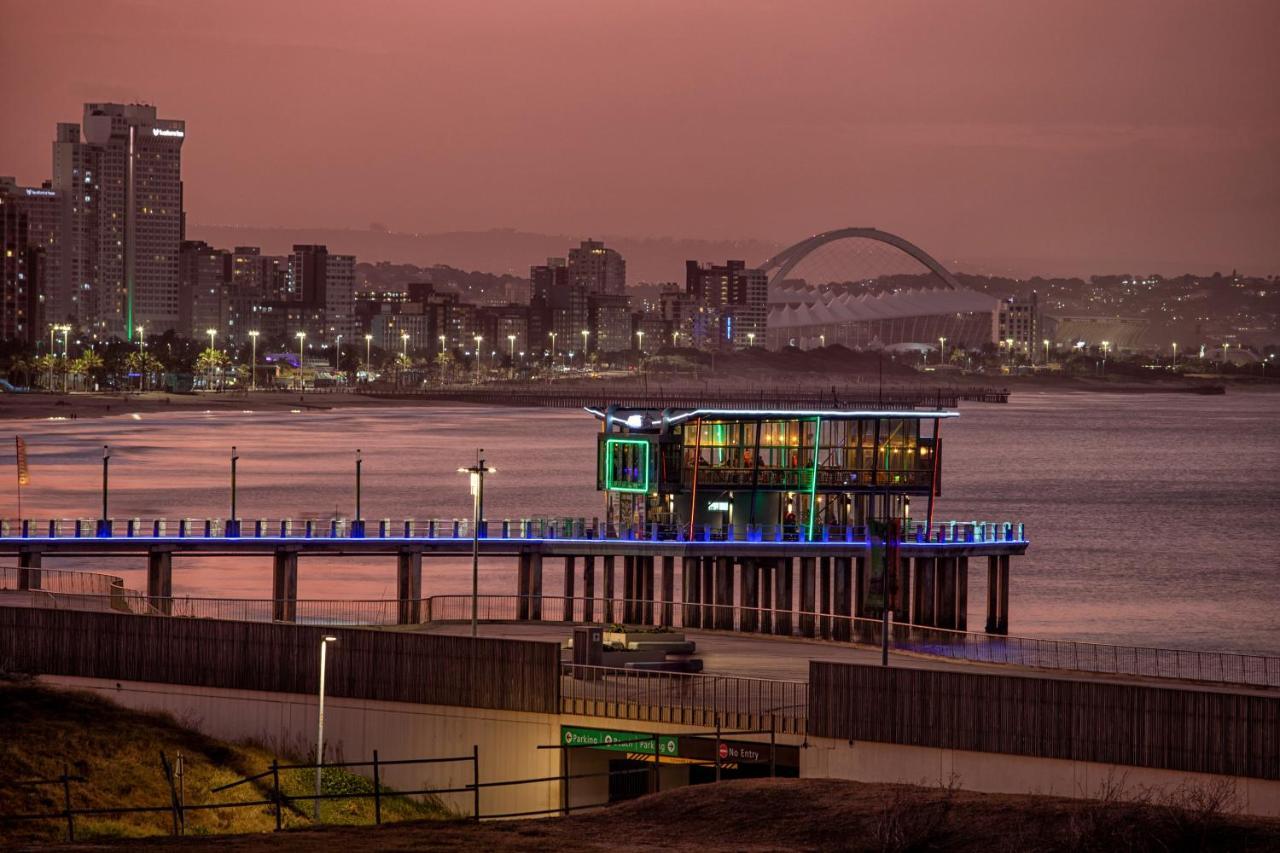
<box><xmin>561</xmin><ymin>726</ymin><xmax>678</xmax><ymax>757</ymax></box>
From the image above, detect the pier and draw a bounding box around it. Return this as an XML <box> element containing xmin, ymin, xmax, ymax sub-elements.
<box><xmin>0</xmin><ymin>517</ymin><xmax>1026</xmax><ymax>633</ymax></box>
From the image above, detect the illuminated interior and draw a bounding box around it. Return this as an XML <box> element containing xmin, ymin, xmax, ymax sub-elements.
<box><xmin>591</xmin><ymin>407</ymin><xmax>952</xmax><ymax>539</ymax></box>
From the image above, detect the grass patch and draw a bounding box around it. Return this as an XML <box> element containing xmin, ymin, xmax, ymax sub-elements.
<box><xmin>0</xmin><ymin>682</ymin><xmax>450</xmax><ymax>843</ymax></box>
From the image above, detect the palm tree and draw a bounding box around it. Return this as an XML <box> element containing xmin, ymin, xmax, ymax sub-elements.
<box><xmin>35</xmin><ymin>354</ymin><xmax>64</xmax><ymax>391</ymax></box>
<box><xmin>71</xmin><ymin>350</ymin><xmax>104</xmax><ymax>391</ymax></box>
<box><xmin>195</xmin><ymin>348</ymin><xmax>229</xmax><ymax>391</ymax></box>
<box><xmin>125</xmin><ymin>350</ymin><xmax>165</xmax><ymax>391</ymax></box>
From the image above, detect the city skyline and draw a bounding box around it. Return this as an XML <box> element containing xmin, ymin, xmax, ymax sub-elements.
<box><xmin>1</xmin><ymin>1</ymin><xmax>1277</xmax><ymax>275</ymax></box>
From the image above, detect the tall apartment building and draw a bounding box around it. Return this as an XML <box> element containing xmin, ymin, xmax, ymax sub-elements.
<box><xmin>567</xmin><ymin>239</ymin><xmax>625</xmax><ymax>296</ymax></box>
<box><xmin>76</xmin><ymin>103</ymin><xmax>186</xmax><ymax>338</ymax></box>
<box><xmin>530</xmin><ymin>257</ymin><xmax>588</xmax><ymax>357</ymax></box>
<box><xmin>276</xmin><ymin>244</ymin><xmax>354</xmax><ymax>341</ymax></box>
<box><xmin>0</xmin><ymin>178</ymin><xmax>61</xmax><ymax>342</ymax></box>
<box><xmin>178</xmin><ymin>240</ymin><xmax>231</xmax><ymax>339</ymax></box>
<box><xmin>998</xmin><ymin>292</ymin><xmax>1041</xmax><ymax>355</ymax></box>
<box><xmin>51</xmin><ymin>122</ymin><xmax>100</xmax><ymax>328</ymax></box>
<box><xmin>684</xmin><ymin>260</ymin><xmax>768</xmax><ymax>348</ymax></box>
<box><xmin>587</xmin><ymin>293</ymin><xmax>632</xmax><ymax>354</ymax></box>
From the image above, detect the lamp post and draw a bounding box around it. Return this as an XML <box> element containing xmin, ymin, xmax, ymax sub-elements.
<box><xmin>637</xmin><ymin>329</ymin><xmax>645</xmax><ymax>353</ymax></box>
<box><xmin>296</xmin><ymin>331</ymin><xmax>307</xmax><ymax>390</ymax></box>
<box><xmin>507</xmin><ymin>334</ymin><xmax>516</xmax><ymax>362</ymax></box>
<box><xmin>248</xmin><ymin>331</ymin><xmax>259</xmax><ymax>391</ymax></box>
<box><xmin>1171</xmin><ymin>341</ymin><xmax>1178</xmax><ymax>367</ymax></box>
<box><xmin>207</xmin><ymin>328</ymin><xmax>217</xmax><ymax>351</ymax></box>
<box><xmin>1100</xmin><ymin>340</ymin><xmax>1110</xmax><ymax>375</ymax></box>
<box><xmin>473</xmin><ymin>335</ymin><xmax>483</xmax><ymax>381</ymax></box>
<box><xmin>206</xmin><ymin>328</ymin><xmax>218</xmax><ymax>391</ymax></box>
<box><xmin>60</xmin><ymin>326</ymin><xmax>70</xmax><ymax>393</ymax></box>
<box><xmin>458</xmin><ymin>453</ymin><xmax>495</xmax><ymax>638</ymax></box>
<box><xmin>101</xmin><ymin>444</ymin><xmax>110</xmax><ymax>528</ymax></box>
<box><xmin>47</xmin><ymin>325</ymin><xmax>57</xmax><ymax>390</ymax></box>
<box><xmin>136</xmin><ymin>326</ymin><xmax>145</xmax><ymax>356</ymax></box>
<box><xmin>315</xmin><ymin>634</ymin><xmax>338</xmax><ymax>821</ymax></box>
<box><xmin>938</xmin><ymin>336</ymin><xmax>946</xmax><ymax>365</ymax></box>
<box><xmin>745</xmin><ymin>331</ymin><xmax>753</xmax><ymax>348</ymax></box>
<box><xmin>580</xmin><ymin>329</ymin><xmax>589</xmax><ymax>365</ymax></box>
<box><xmin>819</xmin><ymin>334</ymin><xmax>825</xmax><ymax>349</ymax></box>
<box><xmin>364</xmin><ymin>334</ymin><xmax>372</xmax><ymax>383</ymax></box>
<box><xmin>333</xmin><ymin>334</ymin><xmax>342</xmax><ymax>375</ymax></box>
<box><xmin>1042</xmin><ymin>338</ymin><xmax>1050</xmax><ymax>364</ymax></box>
<box><xmin>230</xmin><ymin>445</ymin><xmax>238</xmax><ymax>526</ymax></box>
<box><xmin>548</xmin><ymin>331</ymin><xmax>557</xmax><ymax>365</ymax></box>
<box><xmin>401</xmin><ymin>332</ymin><xmax>409</xmax><ymax>359</ymax></box>
<box><xmin>354</xmin><ymin>449</ymin><xmax>363</xmax><ymax>525</ymax></box>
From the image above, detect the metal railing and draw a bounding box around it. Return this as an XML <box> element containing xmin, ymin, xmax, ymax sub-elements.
<box><xmin>0</xmin><ymin>565</ymin><xmax>140</xmax><ymax>599</ymax></box>
<box><xmin>560</xmin><ymin>663</ymin><xmax>807</xmax><ymax>735</ymax></box>
<box><xmin>0</xmin><ymin>516</ymin><xmax>1027</xmax><ymax>545</ymax></box>
<box><xmin>8</xmin><ymin>589</ymin><xmax>1276</xmax><ymax>690</ymax></box>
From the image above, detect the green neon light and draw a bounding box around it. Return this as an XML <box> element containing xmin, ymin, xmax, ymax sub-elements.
<box><xmin>604</xmin><ymin>437</ymin><xmax>650</xmax><ymax>493</ymax></box>
<box><xmin>806</xmin><ymin>416</ymin><xmax>821</xmax><ymax>541</ymax></box>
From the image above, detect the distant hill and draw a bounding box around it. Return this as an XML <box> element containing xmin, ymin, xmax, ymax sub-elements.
<box><xmin>186</xmin><ymin>225</ymin><xmax>783</xmax><ymax>284</ymax></box>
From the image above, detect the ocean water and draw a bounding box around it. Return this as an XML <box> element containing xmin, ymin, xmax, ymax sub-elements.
<box><xmin>2</xmin><ymin>391</ymin><xmax>1278</xmax><ymax>654</ymax></box>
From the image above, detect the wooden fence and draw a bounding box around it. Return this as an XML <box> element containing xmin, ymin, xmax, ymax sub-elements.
<box><xmin>0</xmin><ymin>607</ymin><xmax>559</xmax><ymax>714</ymax></box>
<box><xmin>808</xmin><ymin>662</ymin><xmax>1280</xmax><ymax>780</ymax></box>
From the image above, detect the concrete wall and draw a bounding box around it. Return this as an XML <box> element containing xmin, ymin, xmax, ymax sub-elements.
<box><xmin>803</xmin><ymin>736</ymin><xmax>1280</xmax><ymax>819</ymax></box>
<box><xmin>41</xmin><ymin>675</ymin><xmax>562</xmax><ymax>819</ymax></box>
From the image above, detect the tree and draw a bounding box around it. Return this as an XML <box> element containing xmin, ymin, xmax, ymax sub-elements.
<box><xmin>195</xmin><ymin>348</ymin><xmax>230</xmax><ymax>391</ymax></box>
<box><xmin>71</xmin><ymin>350</ymin><xmax>105</xmax><ymax>391</ymax></box>
<box><xmin>35</xmin><ymin>354</ymin><xmax>65</xmax><ymax>390</ymax></box>
<box><xmin>126</xmin><ymin>350</ymin><xmax>165</xmax><ymax>391</ymax></box>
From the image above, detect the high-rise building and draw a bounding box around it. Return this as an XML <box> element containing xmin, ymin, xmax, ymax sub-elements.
<box><xmin>51</xmin><ymin>122</ymin><xmax>100</xmax><ymax>328</ymax></box>
<box><xmin>76</xmin><ymin>103</ymin><xmax>186</xmax><ymax>338</ymax></box>
<box><xmin>998</xmin><ymin>292</ymin><xmax>1041</xmax><ymax>356</ymax></box>
<box><xmin>567</xmin><ymin>239</ymin><xmax>625</xmax><ymax>296</ymax></box>
<box><xmin>0</xmin><ymin>178</ymin><xmax>61</xmax><ymax>343</ymax></box>
<box><xmin>278</xmin><ymin>244</ymin><xmax>355</xmax><ymax>341</ymax></box>
<box><xmin>684</xmin><ymin>260</ymin><xmax>768</xmax><ymax>348</ymax></box>
<box><xmin>530</xmin><ymin>257</ymin><xmax>588</xmax><ymax>357</ymax></box>
<box><xmin>587</xmin><ymin>292</ymin><xmax>632</xmax><ymax>354</ymax></box>
<box><xmin>178</xmin><ymin>240</ymin><xmax>231</xmax><ymax>339</ymax></box>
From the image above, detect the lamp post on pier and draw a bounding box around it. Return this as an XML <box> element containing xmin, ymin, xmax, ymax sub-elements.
<box><xmin>99</xmin><ymin>444</ymin><xmax>110</xmax><ymax>535</ymax></box>
<box><xmin>458</xmin><ymin>452</ymin><xmax>495</xmax><ymax>638</ymax></box>
<box><xmin>230</xmin><ymin>446</ymin><xmax>239</xmax><ymax>533</ymax></box>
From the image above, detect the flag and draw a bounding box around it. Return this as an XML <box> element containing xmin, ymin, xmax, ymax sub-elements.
<box><xmin>15</xmin><ymin>436</ymin><xmax>29</xmax><ymax>486</ymax></box>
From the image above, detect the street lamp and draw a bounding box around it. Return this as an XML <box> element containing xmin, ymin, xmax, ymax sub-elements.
<box><xmin>333</xmin><ymin>334</ymin><xmax>342</xmax><ymax>374</ymax></box>
<box><xmin>507</xmin><ymin>333</ymin><xmax>516</xmax><ymax>362</ymax></box>
<box><xmin>458</xmin><ymin>452</ymin><xmax>495</xmax><ymax>638</ymax></box>
<box><xmin>637</xmin><ymin>329</ymin><xmax>645</xmax><ymax>353</ymax></box>
<box><xmin>401</xmin><ymin>331</ymin><xmax>409</xmax><ymax>358</ymax></box>
<box><xmin>136</xmin><ymin>326</ymin><xmax>145</xmax><ymax>355</ymax></box>
<box><xmin>315</xmin><ymin>634</ymin><xmax>338</xmax><ymax>821</ymax></box>
<box><xmin>60</xmin><ymin>325</ymin><xmax>70</xmax><ymax>393</ymax></box>
<box><xmin>248</xmin><ymin>331</ymin><xmax>259</xmax><ymax>391</ymax></box>
<box><xmin>819</xmin><ymin>334</ymin><xmax>826</xmax><ymax>349</ymax></box>
<box><xmin>296</xmin><ymin>331</ymin><xmax>307</xmax><ymax>390</ymax></box>
<box><xmin>207</xmin><ymin>328</ymin><xmax>217</xmax><ymax>351</ymax></box>
<box><xmin>746</xmin><ymin>332</ymin><xmax>754</xmax><ymax>348</ymax></box>
<box><xmin>938</xmin><ymin>337</ymin><xmax>946</xmax><ymax>365</ymax></box>
<box><xmin>364</xmin><ymin>334</ymin><xmax>373</xmax><ymax>382</ymax></box>
<box><xmin>1042</xmin><ymin>338</ymin><xmax>1050</xmax><ymax>364</ymax></box>
<box><xmin>581</xmin><ymin>329</ymin><xmax>589</xmax><ymax>364</ymax></box>
<box><xmin>474</xmin><ymin>335</ymin><xmax>483</xmax><ymax>381</ymax></box>
<box><xmin>548</xmin><ymin>331</ymin><xmax>557</xmax><ymax>364</ymax></box>
<box><xmin>1100</xmin><ymin>340</ymin><xmax>1110</xmax><ymax>375</ymax></box>
<box><xmin>1171</xmin><ymin>341</ymin><xmax>1178</xmax><ymax>366</ymax></box>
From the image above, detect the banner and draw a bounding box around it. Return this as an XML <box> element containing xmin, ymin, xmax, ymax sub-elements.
<box><xmin>15</xmin><ymin>436</ymin><xmax>29</xmax><ymax>486</ymax></box>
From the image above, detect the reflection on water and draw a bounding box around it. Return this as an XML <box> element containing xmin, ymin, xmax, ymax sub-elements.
<box><xmin>3</xmin><ymin>392</ymin><xmax>1278</xmax><ymax>654</ymax></box>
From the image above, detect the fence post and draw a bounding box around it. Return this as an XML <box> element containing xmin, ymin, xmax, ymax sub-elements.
<box><xmin>472</xmin><ymin>744</ymin><xmax>480</xmax><ymax>821</ymax></box>
<box><xmin>272</xmin><ymin>759</ymin><xmax>282</xmax><ymax>831</ymax></box>
<box><xmin>62</xmin><ymin>762</ymin><xmax>75</xmax><ymax>842</ymax></box>
<box><xmin>372</xmin><ymin>749</ymin><xmax>381</xmax><ymax>825</ymax></box>
<box><xmin>770</xmin><ymin>719</ymin><xmax>777</xmax><ymax>778</ymax></box>
<box><xmin>714</xmin><ymin>719</ymin><xmax>722</xmax><ymax>782</ymax></box>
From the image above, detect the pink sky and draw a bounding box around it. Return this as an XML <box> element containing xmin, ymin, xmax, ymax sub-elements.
<box><xmin>2</xmin><ymin>0</ymin><xmax>1278</xmax><ymax>273</ymax></box>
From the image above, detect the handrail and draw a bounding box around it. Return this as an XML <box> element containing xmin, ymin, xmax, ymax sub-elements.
<box><xmin>5</xmin><ymin>590</ymin><xmax>1276</xmax><ymax>690</ymax></box>
<box><xmin>0</xmin><ymin>517</ymin><xmax>1028</xmax><ymax>545</ymax></box>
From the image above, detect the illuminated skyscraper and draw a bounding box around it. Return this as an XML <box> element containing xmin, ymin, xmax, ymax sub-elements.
<box><xmin>71</xmin><ymin>103</ymin><xmax>186</xmax><ymax>338</ymax></box>
<box><xmin>567</xmin><ymin>239</ymin><xmax>626</xmax><ymax>296</ymax></box>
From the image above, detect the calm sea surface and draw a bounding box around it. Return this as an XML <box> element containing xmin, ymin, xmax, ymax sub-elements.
<box><xmin>3</xmin><ymin>391</ymin><xmax>1278</xmax><ymax>654</ymax></box>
